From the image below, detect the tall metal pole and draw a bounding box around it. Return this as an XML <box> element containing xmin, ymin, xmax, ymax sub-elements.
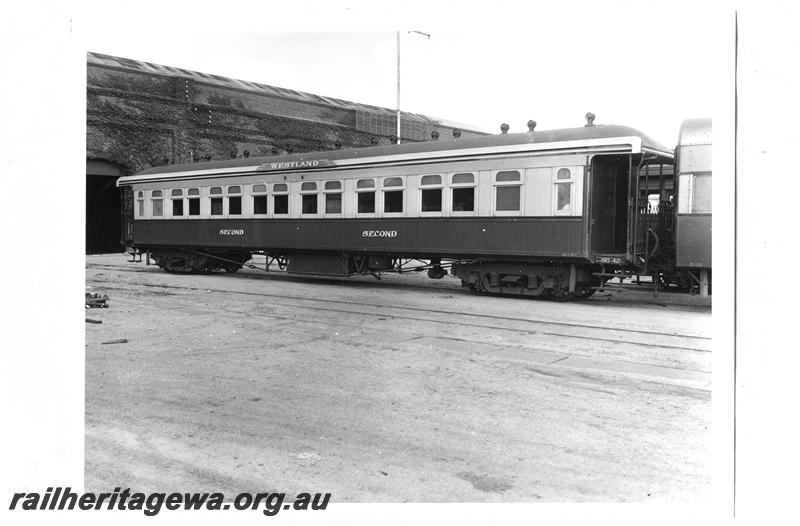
<box><xmin>396</xmin><ymin>31</ymin><xmax>401</xmax><ymax>144</ymax></box>
<box><xmin>396</xmin><ymin>31</ymin><xmax>428</xmax><ymax>146</ymax></box>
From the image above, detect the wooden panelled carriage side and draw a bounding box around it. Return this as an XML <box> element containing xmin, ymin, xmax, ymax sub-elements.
<box><xmin>118</xmin><ymin>119</ymin><xmax>711</xmax><ymax>299</ymax></box>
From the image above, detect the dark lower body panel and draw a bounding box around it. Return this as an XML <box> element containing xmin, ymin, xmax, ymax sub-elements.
<box><xmin>676</xmin><ymin>214</ymin><xmax>711</xmax><ymax>268</ymax></box>
<box><xmin>131</xmin><ymin>217</ymin><xmax>612</xmax><ymax>299</ymax></box>
<box><xmin>132</xmin><ymin>217</ymin><xmax>586</xmax><ymax>260</ymax></box>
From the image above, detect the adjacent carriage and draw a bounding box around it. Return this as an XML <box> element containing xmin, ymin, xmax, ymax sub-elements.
<box><xmin>117</xmin><ymin>116</ymin><xmax>710</xmax><ymax>298</ymax></box>
<box><xmin>674</xmin><ymin>118</ymin><xmax>712</xmax><ymax>295</ymax></box>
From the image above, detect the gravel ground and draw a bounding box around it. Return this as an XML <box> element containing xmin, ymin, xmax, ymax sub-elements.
<box><xmin>85</xmin><ymin>253</ymin><xmax>711</xmax><ymax>502</ymax></box>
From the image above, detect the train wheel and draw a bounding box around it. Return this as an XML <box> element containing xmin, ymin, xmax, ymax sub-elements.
<box><xmin>548</xmin><ymin>276</ymin><xmax>572</xmax><ymax>301</ymax></box>
<box><xmin>570</xmin><ymin>287</ymin><xmax>596</xmax><ymax>300</ymax></box>
<box><xmin>549</xmin><ymin>277</ymin><xmax>595</xmax><ymax>301</ymax></box>
<box><xmin>549</xmin><ymin>290</ymin><xmax>573</xmax><ymax>302</ymax></box>
<box><xmin>427</xmin><ymin>266</ymin><xmax>447</xmax><ymax>279</ymax></box>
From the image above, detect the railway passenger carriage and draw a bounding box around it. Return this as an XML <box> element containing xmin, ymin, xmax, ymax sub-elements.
<box><xmin>674</xmin><ymin>118</ymin><xmax>712</xmax><ymax>294</ymax></box>
<box><xmin>118</xmin><ymin>118</ymin><xmax>704</xmax><ymax>299</ymax></box>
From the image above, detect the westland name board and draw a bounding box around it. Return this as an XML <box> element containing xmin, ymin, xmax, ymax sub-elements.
<box><xmin>257</xmin><ymin>159</ymin><xmax>336</xmax><ymax>171</ymax></box>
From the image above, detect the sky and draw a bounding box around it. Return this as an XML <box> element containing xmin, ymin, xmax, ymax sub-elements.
<box><xmin>71</xmin><ymin>1</ymin><xmax>729</xmax><ymax>148</ymax></box>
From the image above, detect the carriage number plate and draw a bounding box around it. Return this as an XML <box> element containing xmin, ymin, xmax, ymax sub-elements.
<box><xmin>595</xmin><ymin>255</ymin><xmax>623</xmax><ymax>264</ymax></box>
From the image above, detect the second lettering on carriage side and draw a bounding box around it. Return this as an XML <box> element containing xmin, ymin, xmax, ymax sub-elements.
<box><xmin>361</xmin><ymin>230</ymin><xmax>397</xmax><ymax>238</ymax></box>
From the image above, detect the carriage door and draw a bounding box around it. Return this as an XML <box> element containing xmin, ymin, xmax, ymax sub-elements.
<box><xmin>120</xmin><ymin>186</ymin><xmax>134</xmax><ymax>248</ymax></box>
<box><xmin>589</xmin><ymin>155</ymin><xmax>629</xmax><ymax>255</ymax></box>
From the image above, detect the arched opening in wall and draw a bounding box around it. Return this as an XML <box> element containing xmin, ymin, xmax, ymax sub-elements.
<box><xmin>86</xmin><ymin>159</ymin><xmax>128</xmax><ymax>254</ymax></box>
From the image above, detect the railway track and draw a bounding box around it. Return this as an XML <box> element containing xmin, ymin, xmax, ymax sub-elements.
<box><xmin>87</xmin><ymin>275</ymin><xmax>712</xmax><ymax>391</ymax></box>
<box><xmin>88</xmin><ymin>260</ymin><xmax>712</xmax><ymax>310</ymax></box>
<box><xmin>86</xmin><ymin>269</ymin><xmax>711</xmax><ymax>354</ymax></box>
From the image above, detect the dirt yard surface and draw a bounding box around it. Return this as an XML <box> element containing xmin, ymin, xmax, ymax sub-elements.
<box><xmin>85</xmin><ymin>254</ymin><xmax>711</xmax><ymax>502</ymax></box>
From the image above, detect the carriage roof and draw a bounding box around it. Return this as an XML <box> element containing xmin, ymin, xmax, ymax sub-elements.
<box><xmin>678</xmin><ymin>118</ymin><xmax>712</xmax><ymax>146</ymax></box>
<box><xmin>120</xmin><ymin>124</ymin><xmax>673</xmax><ymax>185</ymax></box>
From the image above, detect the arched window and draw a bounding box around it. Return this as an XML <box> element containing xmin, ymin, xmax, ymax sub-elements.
<box><xmin>382</xmin><ymin>177</ymin><xmax>404</xmax><ymax>214</ymax></box>
<box><xmin>420</xmin><ymin>174</ymin><xmax>443</xmax><ymax>213</ymax></box>
<box><xmin>300</xmin><ymin>182</ymin><xmax>318</xmax><ymax>215</ymax></box>
<box><xmin>187</xmin><ymin>188</ymin><xmax>200</xmax><ymax>216</ymax></box>
<box><xmin>356</xmin><ymin>179</ymin><xmax>375</xmax><ymax>214</ymax></box>
<box><xmin>554</xmin><ymin>168</ymin><xmax>573</xmax><ymax>214</ymax></box>
<box><xmin>210</xmin><ymin>187</ymin><xmax>223</xmax><ymax>216</ymax></box>
<box><xmin>151</xmin><ymin>190</ymin><xmax>163</xmax><ymax>217</ymax></box>
<box><xmin>451</xmin><ymin>173</ymin><xmax>475</xmax><ymax>213</ymax></box>
<box><xmin>272</xmin><ymin>183</ymin><xmax>289</xmax><ymax>215</ymax></box>
<box><xmin>494</xmin><ymin>170</ymin><xmax>521</xmax><ymax>213</ymax></box>
<box><xmin>136</xmin><ymin>191</ymin><xmax>144</xmax><ymax>218</ymax></box>
<box><xmin>252</xmin><ymin>184</ymin><xmax>268</xmax><ymax>215</ymax></box>
<box><xmin>227</xmin><ymin>186</ymin><xmax>242</xmax><ymax>215</ymax></box>
<box><xmin>324</xmin><ymin>181</ymin><xmax>342</xmax><ymax>215</ymax></box>
<box><xmin>171</xmin><ymin>189</ymin><xmax>184</xmax><ymax>217</ymax></box>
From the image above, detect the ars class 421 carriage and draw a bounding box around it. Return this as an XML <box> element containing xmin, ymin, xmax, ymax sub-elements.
<box><xmin>117</xmin><ymin>115</ymin><xmax>711</xmax><ymax>300</ymax></box>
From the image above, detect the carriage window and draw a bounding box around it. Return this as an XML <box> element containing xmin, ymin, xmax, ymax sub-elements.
<box><xmin>301</xmin><ymin>182</ymin><xmax>318</xmax><ymax>215</ymax></box>
<box><xmin>452</xmin><ymin>188</ymin><xmax>475</xmax><ymax>212</ymax></box>
<box><xmin>554</xmin><ymin>168</ymin><xmax>573</xmax><ymax>213</ymax></box>
<box><xmin>326</xmin><ymin>194</ymin><xmax>342</xmax><ymax>214</ymax></box>
<box><xmin>358</xmin><ymin>193</ymin><xmax>375</xmax><ymax>213</ymax></box>
<box><xmin>692</xmin><ymin>174</ymin><xmax>711</xmax><ymax>213</ymax></box>
<box><xmin>137</xmin><ymin>191</ymin><xmax>144</xmax><ymax>217</ymax></box>
<box><xmin>452</xmin><ymin>173</ymin><xmax>474</xmax><ymax>184</ymax></box>
<box><xmin>273</xmin><ymin>183</ymin><xmax>289</xmax><ymax>215</ymax></box>
<box><xmin>494</xmin><ymin>170</ymin><xmax>521</xmax><ymax>212</ymax></box>
<box><xmin>151</xmin><ymin>190</ymin><xmax>163</xmax><ymax>217</ymax></box>
<box><xmin>210</xmin><ymin>187</ymin><xmax>223</xmax><ymax>216</ymax></box>
<box><xmin>420</xmin><ymin>174</ymin><xmax>442</xmax><ymax>213</ymax></box>
<box><xmin>357</xmin><ymin>179</ymin><xmax>375</xmax><ymax>214</ymax></box>
<box><xmin>451</xmin><ymin>173</ymin><xmax>475</xmax><ymax>212</ymax></box>
<box><xmin>384</xmin><ymin>177</ymin><xmax>403</xmax><ymax>187</ymax></box>
<box><xmin>496</xmin><ymin>187</ymin><xmax>519</xmax><ymax>211</ymax></box>
<box><xmin>171</xmin><ymin>189</ymin><xmax>184</xmax><ymax>216</ymax></box>
<box><xmin>496</xmin><ymin>171</ymin><xmax>520</xmax><ymax>183</ymax></box>
<box><xmin>557</xmin><ymin>185</ymin><xmax>571</xmax><ymax>211</ymax></box>
<box><xmin>324</xmin><ymin>181</ymin><xmax>342</xmax><ymax>214</ymax></box>
<box><xmin>227</xmin><ymin>186</ymin><xmax>242</xmax><ymax>215</ymax></box>
<box><xmin>188</xmin><ymin>188</ymin><xmax>200</xmax><ymax>216</ymax></box>
<box><xmin>252</xmin><ymin>184</ymin><xmax>267</xmax><ymax>215</ymax></box>
<box><xmin>383</xmin><ymin>177</ymin><xmax>404</xmax><ymax>214</ymax></box>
